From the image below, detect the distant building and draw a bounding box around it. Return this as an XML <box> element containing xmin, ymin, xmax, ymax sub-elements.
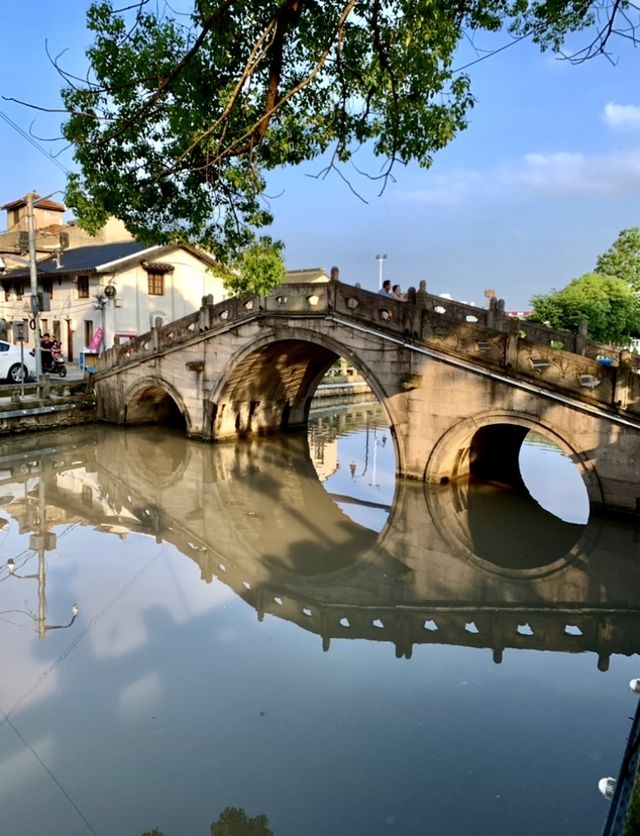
<box><xmin>284</xmin><ymin>267</ymin><xmax>331</xmax><ymax>284</ymax></box>
<box><xmin>0</xmin><ymin>193</ymin><xmax>134</xmax><ymax>268</ymax></box>
<box><xmin>505</xmin><ymin>310</ymin><xmax>532</xmax><ymax>319</ymax></box>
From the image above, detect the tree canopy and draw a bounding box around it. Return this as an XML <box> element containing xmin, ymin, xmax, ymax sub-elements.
<box><xmin>57</xmin><ymin>0</ymin><xmax>637</xmax><ymax>292</ymax></box>
<box><xmin>595</xmin><ymin>227</ymin><xmax>640</xmax><ymax>290</ymax></box>
<box><xmin>529</xmin><ymin>272</ymin><xmax>640</xmax><ymax>346</ymax></box>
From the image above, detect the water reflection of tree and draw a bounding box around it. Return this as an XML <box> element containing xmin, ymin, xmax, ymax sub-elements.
<box><xmin>141</xmin><ymin>805</ymin><xmax>273</xmax><ymax>836</ymax></box>
<box><xmin>211</xmin><ymin>807</ymin><xmax>273</xmax><ymax>836</ymax></box>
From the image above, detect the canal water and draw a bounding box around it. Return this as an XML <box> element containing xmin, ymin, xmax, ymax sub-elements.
<box><xmin>0</xmin><ymin>405</ymin><xmax>639</xmax><ymax>836</ymax></box>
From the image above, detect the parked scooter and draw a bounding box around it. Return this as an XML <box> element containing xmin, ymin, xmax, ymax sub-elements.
<box><xmin>46</xmin><ymin>343</ymin><xmax>68</xmax><ymax>377</ymax></box>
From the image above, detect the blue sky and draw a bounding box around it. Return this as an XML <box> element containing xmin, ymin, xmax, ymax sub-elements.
<box><xmin>1</xmin><ymin>3</ymin><xmax>639</xmax><ymax>310</ymax></box>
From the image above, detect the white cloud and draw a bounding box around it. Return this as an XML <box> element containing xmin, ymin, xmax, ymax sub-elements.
<box><xmin>517</xmin><ymin>149</ymin><xmax>640</xmax><ymax>196</ymax></box>
<box><xmin>399</xmin><ymin>168</ymin><xmax>485</xmax><ymax>205</ymax></box>
<box><xmin>398</xmin><ymin>147</ymin><xmax>640</xmax><ymax>205</ymax></box>
<box><xmin>603</xmin><ymin>103</ymin><xmax>640</xmax><ymax>131</ymax></box>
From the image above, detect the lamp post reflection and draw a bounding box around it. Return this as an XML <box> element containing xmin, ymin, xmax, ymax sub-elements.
<box><xmin>351</xmin><ymin>414</ymin><xmax>386</xmax><ymax>487</ymax></box>
<box><xmin>6</xmin><ymin>557</ymin><xmax>79</xmax><ymax>638</ymax></box>
<box><xmin>5</xmin><ymin>475</ymin><xmax>79</xmax><ymax>639</ymax></box>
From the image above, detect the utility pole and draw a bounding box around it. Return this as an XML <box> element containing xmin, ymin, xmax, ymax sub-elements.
<box><xmin>26</xmin><ymin>193</ymin><xmax>42</xmax><ymax>382</ymax></box>
<box><xmin>375</xmin><ymin>253</ymin><xmax>387</xmax><ymax>290</ymax></box>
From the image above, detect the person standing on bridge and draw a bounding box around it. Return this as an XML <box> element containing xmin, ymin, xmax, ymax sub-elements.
<box><xmin>379</xmin><ymin>279</ymin><xmax>392</xmax><ymax>295</ymax></box>
<box><xmin>392</xmin><ymin>284</ymin><xmax>405</xmax><ymax>301</ymax></box>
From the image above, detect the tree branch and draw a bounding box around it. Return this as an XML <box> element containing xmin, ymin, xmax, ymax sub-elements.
<box><xmin>107</xmin><ymin>0</ymin><xmax>239</xmax><ymax>142</ymax></box>
<box><xmin>161</xmin><ymin>0</ymin><xmax>358</xmax><ymax>179</ymax></box>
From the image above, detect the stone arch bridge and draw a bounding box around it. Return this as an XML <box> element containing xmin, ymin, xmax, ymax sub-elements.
<box><xmin>94</xmin><ymin>278</ymin><xmax>640</xmax><ymax>517</ymax></box>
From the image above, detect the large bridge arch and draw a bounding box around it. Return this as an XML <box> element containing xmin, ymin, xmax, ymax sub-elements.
<box><xmin>207</xmin><ymin>325</ymin><xmax>404</xmax><ymax>459</ymax></box>
<box><xmin>120</xmin><ymin>376</ymin><xmax>192</xmax><ymax>432</ymax></box>
<box><xmin>424</xmin><ymin>409</ymin><xmax>604</xmax><ymax>509</ymax></box>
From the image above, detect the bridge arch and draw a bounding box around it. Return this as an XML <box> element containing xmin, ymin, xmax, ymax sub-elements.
<box><xmin>425</xmin><ymin>409</ymin><xmax>603</xmax><ymax>509</ymax></box>
<box><xmin>207</xmin><ymin>326</ymin><xmax>403</xmax><ymax>455</ymax></box>
<box><xmin>120</xmin><ymin>376</ymin><xmax>192</xmax><ymax>432</ymax></box>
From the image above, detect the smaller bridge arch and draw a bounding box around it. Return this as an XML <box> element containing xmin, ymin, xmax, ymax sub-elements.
<box><xmin>120</xmin><ymin>376</ymin><xmax>192</xmax><ymax>432</ymax></box>
<box><xmin>425</xmin><ymin>409</ymin><xmax>603</xmax><ymax>509</ymax></box>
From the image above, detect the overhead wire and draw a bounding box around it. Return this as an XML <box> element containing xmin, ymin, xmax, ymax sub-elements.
<box><xmin>0</xmin><ymin>110</ymin><xmax>71</xmax><ymax>176</ymax></box>
<box><xmin>0</xmin><ymin>545</ymin><xmax>167</xmax><ymax>833</ymax></box>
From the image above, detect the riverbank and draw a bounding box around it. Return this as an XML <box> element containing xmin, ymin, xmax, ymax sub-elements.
<box><xmin>312</xmin><ymin>379</ymin><xmax>373</xmax><ymax>408</ymax></box>
<box><xmin>0</xmin><ymin>367</ymin><xmax>95</xmax><ymax>434</ymax></box>
<box><xmin>0</xmin><ymin>373</ymin><xmax>372</xmax><ymax>436</ymax></box>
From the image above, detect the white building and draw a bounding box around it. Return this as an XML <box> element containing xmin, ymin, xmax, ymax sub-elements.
<box><xmin>0</xmin><ymin>195</ymin><xmax>227</xmax><ymax>361</ymax></box>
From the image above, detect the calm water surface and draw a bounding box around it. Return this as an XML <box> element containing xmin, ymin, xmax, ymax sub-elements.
<box><xmin>0</xmin><ymin>406</ymin><xmax>639</xmax><ymax>836</ymax></box>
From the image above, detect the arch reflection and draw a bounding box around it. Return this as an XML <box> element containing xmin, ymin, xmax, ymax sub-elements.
<box><xmin>0</xmin><ymin>419</ymin><xmax>638</xmax><ymax>670</ymax></box>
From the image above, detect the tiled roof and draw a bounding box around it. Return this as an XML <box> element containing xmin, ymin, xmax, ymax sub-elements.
<box><xmin>2</xmin><ymin>194</ymin><xmax>66</xmax><ymax>212</ymax></box>
<box><xmin>5</xmin><ymin>241</ymin><xmax>147</xmax><ymax>278</ymax></box>
<box><xmin>141</xmin><ymin>261</ymin><xmax>175</xmax><ymax>273</ymax></box>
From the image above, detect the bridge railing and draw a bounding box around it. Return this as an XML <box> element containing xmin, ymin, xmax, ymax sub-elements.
<box><xmin>332</xmin><ymin>280</ymin><xmax>636</xmax><ymax>364</ymax></box>
<box><xmin>96</xmin><ymin>283</ymin><xmax>334</xmax><ymax>374</ymax></box>
<box><xmin>330</xmin><ymin>281</ymin><xmax>640</xmax><ymax>416</ymax></box>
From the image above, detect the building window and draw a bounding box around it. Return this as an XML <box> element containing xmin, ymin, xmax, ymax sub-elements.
<box><xmin>147</xmin><ymin>272</ymin><xmax>164</xmax><ymax>296</ymax></box>
<box><xmin>78</xmin><ymin>275</ymin><xmax>89</xmax><ymax>299</ymax></box>
<box><xmin>84</xmin><ymin>320</ymin><xmax>94</xmax><ymax>348</ymax></box>
<box><xmin>81</xmin><ymin>484</ymin><xmax>93</xmax><ymax>508</ymax></box>
<box><xmin>15</xmin><ymin>283</ymin><xmax>23</xmax><ymax>299</ymax></box>
<box><xmin>42</xmin><ymin>279</ymin><xmax>53</xmax><ymax>300</ymax></box>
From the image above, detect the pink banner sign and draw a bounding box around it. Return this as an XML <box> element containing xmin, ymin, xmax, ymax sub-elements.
<box><xmin>87</xmin><ymin>327</ymin><xmax>104</xmax><ymax>352</ymax></box>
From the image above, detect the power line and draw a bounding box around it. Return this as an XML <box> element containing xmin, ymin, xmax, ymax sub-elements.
<box><xmin>452</xmin><ymin>31</ymin><xmax>531</xmax><ymax>74</ymax></box>
<box><xmin>0</xmin><ymin>709</ymin><xmax>98</xmax><ymax>835</ymax></box>
<box><xmin>0</xmin><ymin>546</ymin><xmax>167</xmax><ymax>834</ymax></box>
<box><xmin>0</xmin><ymin>110</ymin><xmax>71</xmax><ymax>176</ymax></box>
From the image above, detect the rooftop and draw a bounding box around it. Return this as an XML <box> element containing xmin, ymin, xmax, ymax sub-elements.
<box><xmin>2</xmin><ymin>194</ymin><xmax>66</xmax><ymax>212</ymax></box>
<box><xmin>5</xmin><ymin>241</ymin><xmax>146</xmax><ymax>278</ymax></box>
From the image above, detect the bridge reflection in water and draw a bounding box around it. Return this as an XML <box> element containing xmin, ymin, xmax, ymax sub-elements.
<box><xmin>1</xmin><ymin>409</ymin><xmax>639</xmax><ymax>672</ymax></box>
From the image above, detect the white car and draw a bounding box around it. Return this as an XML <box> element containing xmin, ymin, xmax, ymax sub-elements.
<box><xmin>0</xmin><ymin>340</ymin><xmax>37</xmax><ymax>383</ymax></box>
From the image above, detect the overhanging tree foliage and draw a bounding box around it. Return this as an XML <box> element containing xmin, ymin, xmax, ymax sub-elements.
<box><xmin>56</xmin><ymin>0</ymin><xmax>639</xmax><ymax>292</ymax></box>
<box><xmin>529</xmin><ymin>272</ymin><xmax>640</xmax><ymax>345</ymax></box>
<box><xmin>595</xmin><ymin>227</ymin><xmax>640</xmax><ymax>290</ymax></box>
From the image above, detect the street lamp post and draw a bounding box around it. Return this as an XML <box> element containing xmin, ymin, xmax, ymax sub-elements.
<box><xmin>375</xmin><ymin>254</ymin><xmax>387</xmax><ymax>290</ymax></box>
<box><xmin>94</xmin><ymin>284</ymin><xmax>116</xmax><ymax>352</ymax></box>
